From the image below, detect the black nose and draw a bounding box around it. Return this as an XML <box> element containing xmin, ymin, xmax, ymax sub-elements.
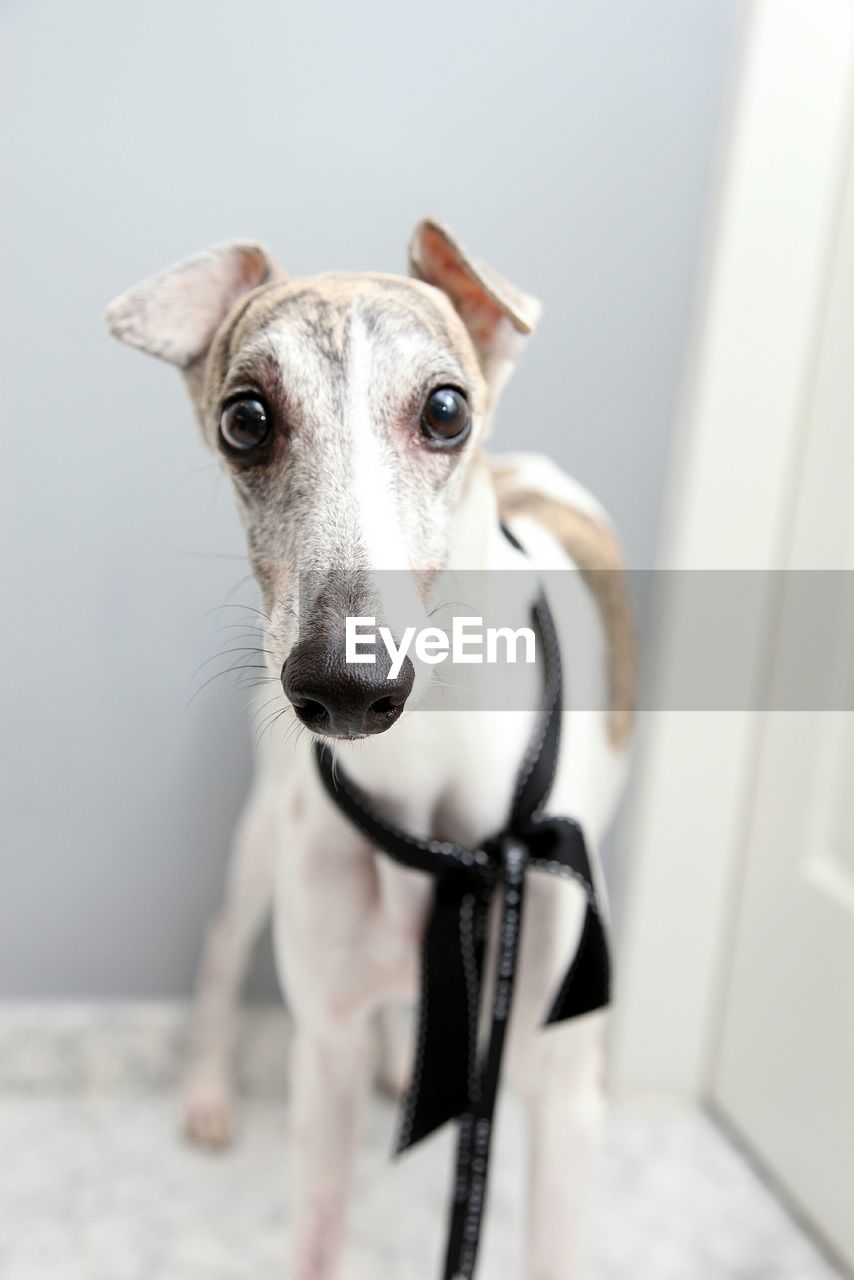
<box><xmin>282</xmin><ymin>640</ymin><xmax>415</xmax><ymax>738</ymax></box>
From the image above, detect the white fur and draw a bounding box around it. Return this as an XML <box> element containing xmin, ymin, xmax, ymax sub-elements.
<box><xmin>347</xmin><ymin>309</ymin><xmax>410</xmax><ymax>572</ymax></box>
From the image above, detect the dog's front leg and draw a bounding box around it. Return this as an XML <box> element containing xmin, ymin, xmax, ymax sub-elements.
<box><xmin>183</xmin><ymin>780</ymin><xmax>279</xmax><ymax>1147</ymax></box>
<box><xmin>507</xmin><ymin>869</ymin><xmax>608</xmax><ymax>1280</ymax></box>
<box><xmin>274</xmin><ymin>806</ymin><xmax>400</xmax><ymax>1280</ymax></box>
<box><xmin>517</xmin><ymin>1012</ymin><xmax>607</xmax><ymax>1280</ymax></box>
<box><xmin>289</xmin><ymin>1017</ymin><xmax>372</xmax><ymax>1280</ymax></box>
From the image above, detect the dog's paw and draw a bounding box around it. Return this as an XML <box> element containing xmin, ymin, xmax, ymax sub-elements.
<box><xmin>182</xmin><ymin>1068</ymin><xmax>235</xmax><ymax>1149</ymax></box>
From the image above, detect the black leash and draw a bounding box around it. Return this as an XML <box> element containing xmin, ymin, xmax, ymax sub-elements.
<box><xmin>313</xmin><ymin>569</ymin><xmax>610</xmax><ymax>1280</ymax></box>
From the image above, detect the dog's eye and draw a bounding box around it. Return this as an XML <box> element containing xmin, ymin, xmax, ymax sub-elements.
<box><xmin>219</xmin><ymin>398</ymin><xmax>270</xmax><ymax>452</ymax></box>
<box><xmin>421</xmin><ymin>387</ymin><xmax>470</xmax><ymax>445</ymax></box>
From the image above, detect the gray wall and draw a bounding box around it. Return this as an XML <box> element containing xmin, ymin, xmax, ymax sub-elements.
<box><xmin>0</xmin><ymin>0</ymin><xmax>742</xmax><ymax>998</ymax></box>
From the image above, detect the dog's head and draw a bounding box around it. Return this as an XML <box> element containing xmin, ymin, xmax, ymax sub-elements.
<box><xmin>105</xmin><ymin>221</ymin><xmax>540</xmax><ymax>739</ymax></box>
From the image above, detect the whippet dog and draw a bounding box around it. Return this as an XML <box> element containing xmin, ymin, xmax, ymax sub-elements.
<box><xmin>105</xmin><ymin>220</ymin><xmax>635</xmax><ymax>1280</ymax></box>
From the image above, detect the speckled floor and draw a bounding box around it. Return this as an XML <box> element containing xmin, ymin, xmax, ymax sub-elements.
<box><xmin>0</xmin><ymin>1005</ymin><xmax>842</xmax><ymax>1280</ymax></box>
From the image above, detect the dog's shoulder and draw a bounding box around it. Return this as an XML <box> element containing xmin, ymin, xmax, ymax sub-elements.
<box><xmin>489</xmin><ymin>452</ymin><xmax>617</xmax><ymax>557</ymax></box>
<box><xmin>489</xmin><ymin>451</ymin><xmax>636</xmax><ymax>749</ymax></box>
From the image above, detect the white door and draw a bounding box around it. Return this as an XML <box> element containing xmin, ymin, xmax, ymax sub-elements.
<box><xmin>712</xmin><ymin>127</ymin><xmax>854</xmax><ymax>1270</ymax></box>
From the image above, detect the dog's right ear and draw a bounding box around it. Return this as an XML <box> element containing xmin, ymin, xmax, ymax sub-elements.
<box><xmin>409</xmin><ymin>219</ymin><xmax>541</xmax><ymax>402</ymax></box>
<box><xmin>104</xmin><ymin>241</ymin><xmax>281</xmax><ymax>369</ymax></box>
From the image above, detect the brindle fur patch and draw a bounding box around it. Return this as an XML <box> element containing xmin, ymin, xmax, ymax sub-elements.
<box><xmin>495</xmin><ymin>488</ymin><xmax>637</xmax><ymax>748</ymax></box>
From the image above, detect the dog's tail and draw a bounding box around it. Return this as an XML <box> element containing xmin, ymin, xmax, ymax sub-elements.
<box><xmin>490</xmin><ymin>452</ymin><xmax>637</xmax><ymax>750</ymax></box>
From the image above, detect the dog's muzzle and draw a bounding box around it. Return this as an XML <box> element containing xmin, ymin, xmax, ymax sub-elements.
<box><xmin>282</xmin><ymin>640</ymin><xmax>414</xmax><ymax>738</ymax></box>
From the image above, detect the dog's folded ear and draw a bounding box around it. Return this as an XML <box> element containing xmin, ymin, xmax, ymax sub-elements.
<box><xmin>408</xmin><ymin>219</ymin><xmax>541</xmax><ymax>389</ymax></box>
<box><xmin>104</xmin><ymin>241</ymin><xmax>282</xmax><ymax>369</ymax></box>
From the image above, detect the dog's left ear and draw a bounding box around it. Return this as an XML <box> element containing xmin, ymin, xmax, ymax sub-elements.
<box><xmin>409</xmin><ymin>219</ymin><xmax>541</xmax><ymax>394</ymax></box>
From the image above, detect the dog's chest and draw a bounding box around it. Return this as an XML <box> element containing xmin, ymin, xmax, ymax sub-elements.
<box><xmin>273</xmin><ymin>705</ymin><xmax>540</xmax><ymax>1018</ymax></box>
<box><xmin>349</xmin><ymin>710</ymin><xmax>541</xmax><ymax>1002</ymax></box>
<box><xmin>343</xmin><ymin>706</ymin><xmax>539</xmax><ymax>848</ymax></box>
